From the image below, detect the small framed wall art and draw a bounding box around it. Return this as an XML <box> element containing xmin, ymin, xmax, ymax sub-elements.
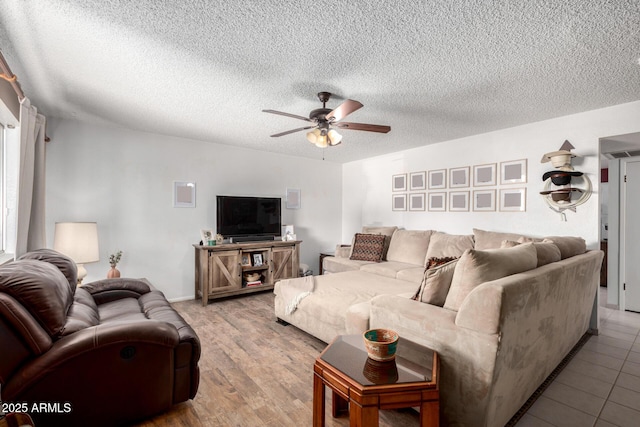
<box><xmin>499</xmin><ymin>188</ymin><xmax>527</xmax><ymax>211</ymax></box>
<box><xmin>392</xmin><ymin>174</ymin><xmax>407</xmax><ymax>192</ymax></box>
<box><xmin>428</xmin><ymin>169</ymin><xmax>446</xmax><ymax>189</ymax></box>
<box><xmin>174</xmin><ymin>181</ymin><xmax>196</xmax><ymax>208</ymax></box>
<box><xmin>500</xmin><ymin>159</ymin><xmax>528</xmax><ymax>185</ymax></box>
<box><xmin>409</xmin><ymin>193</ymin><xmax>425</xmax><ymax>211</ymax></box>
<box><xmin>449</xmin><ymin>191</ymin><xmax>470</xmax><ymax>212</ymax></box>
<box><xmin>450</xmin><ymin>167</ymin><xmax>470</xmax><ymax>188</ymax></box>
<box><xmin>286</xmin><ymin>188</ymin><xmax>301</xmax><ymax>209</ymax></box>
<box><xmin>473</xmin><ymin>189</ymin><xmax>496</xmax><ymax>211</ymax></box>
<box><xmin>428</xmin><ymin>192</ymin><xmax>446</xmax><ymax>211</ymax></box>
<box><xmin>392</xmin><ymin>194</ymin><xmax>407</xmax><ymax>211</ymax></box>
<box><xmin>473</xmin><ymin>163</ymin><xmax>497</xmax><ymax>187</ymax></box>
<box><xmin>409</xmin><ymin>172</ymin><xmax>426</xmax><ymax>191</ymax></box>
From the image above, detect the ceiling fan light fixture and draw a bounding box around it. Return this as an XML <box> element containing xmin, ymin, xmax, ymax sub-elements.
<box><xmin>306</xmin><ymin>128</ymin><xmax>321</xmax><ymax>144</ymax></box>
<box><xmin>328</xmin><ymin>129</ymin><xmax>342</xmax><ymax>146</ymax></box>
<box><xmin>315</xmin><ymin>135</ymin><xmax>329</xmax><ymax>148</ymax></box>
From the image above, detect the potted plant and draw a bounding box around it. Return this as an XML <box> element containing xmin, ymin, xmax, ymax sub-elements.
<box><xmin>108</xmin><ymin>250</ymin><xmax>123</xmax><ymax>278</ymax></box>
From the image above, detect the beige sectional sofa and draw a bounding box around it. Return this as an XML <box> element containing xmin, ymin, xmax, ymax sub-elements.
<box><xmin>273</xmin><ymin>227</ymin><xmax>603</xmax><ymax>426</ymax></box>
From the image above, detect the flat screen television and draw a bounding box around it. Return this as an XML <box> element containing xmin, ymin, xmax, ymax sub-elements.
<box><xmin>216</xmin><ymin>195</ymin><xmax>281</xmax><ymax>242</ymax></box>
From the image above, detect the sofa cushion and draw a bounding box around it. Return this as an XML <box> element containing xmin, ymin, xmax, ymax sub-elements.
<box><xmin>361</xmin><ymin>261</ymin><xmax>420</xmax><ymax>279</ymax></box>
<box><xmin>350</xmin><ymin>233</ymin><xmax>386</xmax><ymax>262</ymax></box>
<box><xmin>444</xmin><ymin>243</ymin><xmax>538</xmax><ymax>311</ymax></box>
<box><xmin>425</xmin><ymin>232</ymin><xmax>474</xmax><ymax>259</ymax></box>
<box><xmin>413</xmin><ymin>258</ymin><xmax>459</xmax><ymax>306</ymax></box>
<box><xmin>386</xmin><ymin>229</ymin><xmax>434</xmax><ymax>266</ymax></box>
<box><xmin>18</xmin><ymin>249</ymin><xmax>78</xmax><ymax>298</ymax></box>
<box><xmin>502</xmin><ymin>240</ymin><xmax>562</xmax><ymax>267</ymax></box>
<box><xmin>0</xmin><ymin>260</ymin><xmax>73</xmax><ymax>337</ymax></box>
<box><xmin>396</xmin><ymin>267</ymin><xmax>425</xmax><ymax>284</ymax></box>
<box><xmin>62</xmin><ymin>288</ymin><xmax>100</xmax><ymax>336</ymax></box>
<box><xmin>362</xmin><ymin>226</ymin><xmax>398</xmax><ymax>259</ymax></box>
<box><xmin>542</xmin><ymin>236</ymin><xmax>586</xmax><ymax>259</ymax></box>
<box><xmin>323</xmin><ymin>256</ymin><xmax>374</xmax><ymax>274</ymax></box>
<box><xmin>473</xmin><ymin>228</ymin><xmax>540</xmax><ymax>250</ymax></box>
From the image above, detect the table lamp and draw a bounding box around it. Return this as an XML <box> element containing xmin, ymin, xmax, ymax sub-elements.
<box><xmin>53</xmin><ymin>222</ymin><xmax>99</xmax><ymax>283</ymax></box>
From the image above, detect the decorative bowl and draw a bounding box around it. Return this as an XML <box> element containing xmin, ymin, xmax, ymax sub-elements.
<box><xmin>363</xmin><ymin>328</ymin><xmax>399</xmax><ymax>362</ymax></box>
<box><xmin>244</xmin><ymin>272</ymin><xmax>260</xmax><ymax>282</ymax></box>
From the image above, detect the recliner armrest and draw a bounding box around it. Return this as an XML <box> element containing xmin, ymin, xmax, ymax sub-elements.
<box><xmin>82</xmin><ymin>278</ymin><xmax>152</xmax><ymax>304</ymax></box>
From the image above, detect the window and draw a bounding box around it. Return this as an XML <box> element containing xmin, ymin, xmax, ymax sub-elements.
<box><xmin>0</xmin><ymin>122</ymin><xmax>5</xmax><ymax>253</ymax></box>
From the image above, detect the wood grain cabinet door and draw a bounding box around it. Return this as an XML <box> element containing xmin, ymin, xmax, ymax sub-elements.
<box><xmin>271</xmin><ymin>246</ymin><xmax>299</xmax><ymax>282</ymax></box>
<box><xmin>208</xmin><ymin>250</ymin><xmax>241</xmax><ymax>293</ymax></box>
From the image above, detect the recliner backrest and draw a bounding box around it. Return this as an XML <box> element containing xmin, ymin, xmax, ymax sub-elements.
<box><xmin>0</xmin><ymin>260</ymin><xmax>74</xmax><ymax>337</ymax></box>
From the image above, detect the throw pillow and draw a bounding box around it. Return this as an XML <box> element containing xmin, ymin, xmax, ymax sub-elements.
<box><xmin>443</xmin><ymin>243</ymin><xmax>538</xmax><ymax>311</ymax></box>
<box><xmin>426</xmin><ymin>256</ymin><xmax>458</xmax><ymax>269</ymax></box>
<box><xmin>501</xmin><ymin>240</ymin><xmax>561</xmax><ymax>267</ymax></box>
<box><xmin>349</xmin><ymin>233</ymin><xmax>386</xmax><ymax>262</ymax></box>
<box><xmin>412</xmin><ymin>258</ymin><xmax>459</xmax><ymax>306</ymax></box>
<box><xmin>542</xmin><ymin>236</ymin><xmax>586</xmax><ymax>259</ymax></box>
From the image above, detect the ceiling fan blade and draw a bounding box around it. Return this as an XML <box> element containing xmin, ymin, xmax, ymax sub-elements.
<box><xmin>262</xmin><ymin>109</ymin><xmax>313</xmax><ymax>122</ymax></box>
<box><xmin>335</xmin><ymin>122</ymin><xmax>391</xmax><ymax>133</ymax></box>
<box><xmin>326</xmin><ymin>99</ymin><xmax>363</xmax><ymax>122</ymax></box>
<box><xmin>270</xmin><ymin>126</ymin><xmax>316</xmax><ymax>137</ymax></box>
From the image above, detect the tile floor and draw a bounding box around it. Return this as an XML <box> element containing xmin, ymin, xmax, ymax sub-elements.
<box><xmin>516</xmin><ymin>288</ymin><xmax>640</xmax><ymax>427</ymax></box>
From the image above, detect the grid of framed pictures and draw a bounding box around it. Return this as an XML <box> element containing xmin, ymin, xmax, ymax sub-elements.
<box><xmin>391</xmin><ymin>159</ymin><xmax>527</xmax><ymax>212</ymax></box>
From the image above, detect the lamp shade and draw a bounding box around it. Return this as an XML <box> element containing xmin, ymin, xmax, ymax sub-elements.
<box><xmin>53</xmin><ymin>222</ymin><xmax>99</xmax><ymax>264</ymax></box>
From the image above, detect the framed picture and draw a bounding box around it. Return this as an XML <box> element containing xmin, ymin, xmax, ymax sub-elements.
<box><xmin>392</xmin><ymin>194</ymin><xmax>407</xmax><ymax>211</ymax></box>
<box><xmin>409</xmin><ymin>193</ymin><xmax>425</xmax><ymax>211</ymax></box>
<box><xmin>500</xmin><ymin>159</ymin><xmax>528</xmax><ymax>185</ymax></box>
<box><xmin>428</xmin><ymin>169</ymin><xmax>446</xmax><ymax>189</ymax></box>
<box><xmin>286</xmin><ymin>188</ymin><xmax>301</xmax><ymax>209</ymax></box>
<box><xmin>200</xmin><ymin>229</ymin><xmax>214</xmax><ymax>244</ymax></box>
<box><xmin>499</xmin><ymin>188</ymin><xmax>527</xmax><ymax>211</ymax></box>
<box><xmin>409</xmin><ymin>172</ymin><xmax>426</xmax><ymax>190</ymax></box>
<box><xmin>252</xmin><ymin>253</ymin><xmax>264</xmax><ymax>266</ymax></box>
<box><xmin>473</xmin><ymin>163</ymin><xmax>497</xmax><ymax>187</ymax></box>
<box><xmin>450</xmin><ymin>167</ymin><xmax>470</xmax><ymax>188</ymax></box>
<box><xmin>473</xmin><ymin>190</ymin><xmax>496</xmax><ymax>211</ymax></box>
<box><xmin>428</xmin><ymin>192</ymin><xmax>446</xmax><ymax>212</ymax></box>
<box><xmin>241</xmin><ymin>254</ymin><xmax>251</xmax><ymax>266</ymax></box>
<box><xmin>174</xmin><ymin>181</ymin><xmax>196</xmax><ymax>208</ymax></box>
<box><xmin>392</xmin><ymin>174</ymin><xmax>407</xmax><ymax>192</ymax></box>
<box><xmin>449</xmin><ymin>191</ymin><xmax>470</xmax><ymax>211</ymax></box>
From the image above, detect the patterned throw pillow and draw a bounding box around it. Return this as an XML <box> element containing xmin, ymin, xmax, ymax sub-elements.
<box><xmin>426</xmin><ymin>256</ymin><xmax>459</xmax><ymax>269</ymax></box>
<box><xmin>349</xmin><ymin>233</ymin><xmax>386</xmax><ymax>262</ymax></box>
<box><xmin>411</xmin><ymin>256</ymin><xmax>459</xmax><ymax>301</ymax></box>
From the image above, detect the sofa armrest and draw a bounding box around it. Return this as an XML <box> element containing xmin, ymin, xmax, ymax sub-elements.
<box><xmin>455</xmin><ymin>283</ymin><xmax>503</xmax><ymax>335</ymax></box>
<box><xmin>82</xmin><ymin>278</ymin><xmax>152</xmax><ymax>304</ymax></box>
<box><xmin>335</xmin><ymin>244</ymin><xmax>351</xmax><ymax>258</ymax></box>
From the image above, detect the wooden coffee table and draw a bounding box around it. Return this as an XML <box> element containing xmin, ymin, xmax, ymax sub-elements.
<box><xmin>313</xmin><ymin>334</ymin><xmax>439</xmax><ymax>427</ymax></box>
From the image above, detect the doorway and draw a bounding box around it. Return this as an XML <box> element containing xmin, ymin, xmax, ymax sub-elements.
<box><xmin>600</xmin><ymin>132</ymin><xmax>640</xmax><ymax>311</ymax></box>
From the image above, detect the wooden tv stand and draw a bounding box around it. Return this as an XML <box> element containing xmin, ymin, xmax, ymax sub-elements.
<box><xmin>194</xmin><ymin>240</ymin><xmax>301</xmax><ymax>305</ymax></box>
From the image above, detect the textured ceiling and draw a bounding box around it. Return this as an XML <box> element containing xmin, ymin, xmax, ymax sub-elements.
<box><xmin>1</xmin><ymin>0</ymin><xmax>639</xmax><ymax>163</ymax></box>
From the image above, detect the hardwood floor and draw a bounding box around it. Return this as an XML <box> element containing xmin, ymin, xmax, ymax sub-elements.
<box><xmin>135</xmin><ymin>291</ymin><xmax>421</xmax><ymax>427</ymax></box>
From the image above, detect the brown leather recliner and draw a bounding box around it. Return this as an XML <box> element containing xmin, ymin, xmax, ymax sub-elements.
<box><xmin>0</xmin><ymin>249</ymin><xmax>200</xmax><ymax>426</ymax></box>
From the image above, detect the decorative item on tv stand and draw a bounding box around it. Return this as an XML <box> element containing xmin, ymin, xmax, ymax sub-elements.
<box><xmin>107</xmin><ymin>250</ymin><xmax>123</xmax><ymax>278</ymax></box>
<box><xmin>539</xmin><ymin>140</ymin><xmax>592</xmax><ymax>221</ymax></box>
<box><xmin>281</xmin><ymin>225</ymin><xmax>296</xmax><ymax>241</ymax></box>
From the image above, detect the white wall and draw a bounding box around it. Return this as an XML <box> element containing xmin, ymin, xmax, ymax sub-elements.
<box><xmin>45</xmin><ymin>119</ymin><xmax>342</xmax><ymax>300</ymax></box>
<box><xmin>342</xmin><ymin>101</ymin><xmax>640</xmax><ymax>249</ymax></box>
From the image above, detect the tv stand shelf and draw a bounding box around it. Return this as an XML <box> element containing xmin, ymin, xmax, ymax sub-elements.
<box><xmin>194</xmin><ymin>240</ymin><xmax>301</xmax><ymax>305</ymax></box>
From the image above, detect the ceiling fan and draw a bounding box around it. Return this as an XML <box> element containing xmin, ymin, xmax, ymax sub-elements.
<box><xmin>262</xmin><ymin>92</ymin><xmax>391</xmax><ymax>148</ymax></box>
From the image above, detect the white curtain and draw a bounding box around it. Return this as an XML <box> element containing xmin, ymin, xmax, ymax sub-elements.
<box><xmin>14</xmin><ymin>97</ymin><xmax>46</xmax><ymax>258</ymax></box>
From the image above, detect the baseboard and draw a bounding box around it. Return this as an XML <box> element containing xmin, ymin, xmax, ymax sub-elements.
<box><xmin>168</xmin><ymin>295</ymin><xmax>196</xmax><ymax>303</ymax></box>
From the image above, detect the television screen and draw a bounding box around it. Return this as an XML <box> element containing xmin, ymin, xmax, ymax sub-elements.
<box><xmin>216</xmin><ymin>196</ymin><xmax>281</xmax><ymax>239</ymax></box>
